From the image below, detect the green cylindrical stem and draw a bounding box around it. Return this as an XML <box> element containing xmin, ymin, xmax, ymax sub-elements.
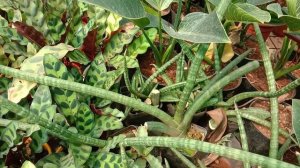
<box><xmin>159</xmin><ymin>78</ymin><xmax>207</xmax><ymax>93</ymax></box>
<box><xmin>254</xmin><ymin>22</ymin><xmax>279</xmax><ymax>158</ymax></box>
<box><xmin>0</xmin><ymin>97</ymin><xmax>295</xmax><ymax>168</ymax></box>
<box><xmin>0</xmin><ymin>65</ymin><xmax>178</xmax><ymax>127</ymax></box>
<box><xmin>222</xmin><ymin>78</ymin><xmax>300</xmax><ymax>106</ymax></box>
<box><xmin>201</xmin><ymin>49</ymin><xmax>252</xmax><ymax>93</ymax></box>
<box><xmin>174</xmin><ymin>44</ymin><xmax>209</xmax><ymax>123</ymax></box>
<box><xmin>170</xmin><ymin>148</ymin><xmax>197</xmax><ymax>168</ymax></box>
<box><xmin>226</xmin><ymin>110</ymin><xmax>289</xmax><ymax>138</ymax></box>
<box><xmin>122</xmin><ymin>137</ymin><xmax>297</xmax><ymax>168</ymax></box>
<box><xmin>179</xmin><ymin>61</ymin><xmax>260</xmax><ymax>132</ymax></box>
<box><xmin>234</xmin><ymin>106</ymin><xmax>250</xmax><ymax>168</ymax></box>
<box><xmin>140</xmin><ymin>53</ymin><xmax>182</xmax><ymax>93</ymax></box>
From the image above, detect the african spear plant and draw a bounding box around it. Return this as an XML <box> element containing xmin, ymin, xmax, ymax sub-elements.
<box><xmin>1</xmin><ymin>0</ymin><xmax>300</xmax><ymax>167</ymax></box>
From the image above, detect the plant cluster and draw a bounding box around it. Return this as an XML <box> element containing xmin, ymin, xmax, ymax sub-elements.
<box><xmin>0</xmin><ymin>0</ymin><xmax>300</xmax><ymax>167</ymax></box>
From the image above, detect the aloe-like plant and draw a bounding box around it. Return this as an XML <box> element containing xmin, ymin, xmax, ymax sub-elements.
<box><xmin>1</xmin><ymin>0</ymin><xmax>300</xmax><ymax>167</ymax></box>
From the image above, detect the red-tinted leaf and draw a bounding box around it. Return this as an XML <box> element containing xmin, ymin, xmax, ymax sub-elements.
<box><xmin>13</xmin><ymin>21</ymin><xmax>47</xmax><ymax>47</ymax></box>
<box><xmin>81</xmin><ymin>29</ymin><xmax>98</xmax><ymax>61</ymax></box>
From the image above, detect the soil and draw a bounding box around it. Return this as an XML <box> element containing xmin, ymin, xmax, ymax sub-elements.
<box><xmin>245</xmin><ymin>66</ymin><xmax>296</xmax><ymax>102</ymax></box>
<box><xmin>138</xmin><ymin>50</ymin><xmax>177</xmax><ymax>85</ymax></box>
<box><xmin>250</xmin><ymin>100</ymin><xmax>292</xmax><ymax>144</ymax></box>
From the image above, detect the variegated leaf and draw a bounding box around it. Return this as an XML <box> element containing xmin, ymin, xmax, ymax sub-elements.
<box><xmin>76</xmin><ymin>103</ymin><xmax>95</xmax><ymax>135</ymax></box>
<box><xmin>44</xmin><ymin>55</ymin><xmax>79</xmax><ymax>120</ymax></box>
<box><xmin>127</xmin><ymin>28</ymin><xmax>157</xmax><ymax>58</ymax></box>
<box><xmin>8</xmin><ymin>43</ymin><xmax>74</xmax><ymax>103</ymax></box>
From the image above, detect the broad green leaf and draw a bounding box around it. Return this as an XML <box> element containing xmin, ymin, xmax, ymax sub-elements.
<box><xmin>30</xmin><ymin>129</ymin><xmax>49</xmax><ymax>153</ymax></box>
<box><xmin>1</xmin><ymin>122</ymin><xmax>17</xmax><ymax>147</ymax></box>
<box><xmin>247</xmin><ymin>0</ymin><xmax>273</xmax><ymax>5</ymax></box>
<box><xmin>280</xmin><ymin>15</ymin><xmax>300</xmax><ymax>31</ymax></box>
<box><xmin>35</xmin><ymin>153</ymin><xmax>64</xmax><ymax>167</ymax></box>
<box><xmin>102</xmin><ymin>68</ymin><xmax>124</xmax><ymax>90</ymax></box>
<box><xmin>85</xmin><ymin>54</ymin><xmax>107</xmax><ymax>86</ymax></box>
<box><xmin>21</xmin><ymin>161</ymin><xmax>36</xmax><ymax>168</ymax></box>
<box><xmin>267</xmin><ymin>3</ymin><xmax>300</xmax><ymax>31</ymax></box>
<box><xmin>163</xmin><ymin>12</ymin><xmax>230</xmax><ymax>43</ymax></box>
<box><xmin>76</xmin><ymin>103</ymin><xmax>95</xmax><ymax>135</ymax></box>
<box><xmin>225</xmin><ymin>3</ymin><xmax>271</xmax><ymax>22</ymax></box>
<box><xmin>145</xmin><ymin>0</ymin><xmax>173</xmax><ymax>11</ymax></box>
<box><xmin>127</xmin><ymin>28</ymin><xmax>157</xmax><ymax>58</ymax></box>
<box><xmin>103</xmin><ymin>26</ymin><xmax>139</xmax><ymax>60</ymax></box>
<box><xmin>109</xmin><ymin>55</ymin><xmax>139</xmax><ymax>69</ymax></box>
<box><xmin>80</xmin><ymin>0</ymin><xmax>145</xmax><ymax>19</ymax></box>
<box><xmin>30</xmin><ymin>85</ymin><xmax>55</xmax><ymax>118</ymax></box>
<box><xmin>209</xmin><ymin>0</ymin><xmax>271</xmax><ymax>23</ymax></box>
<box><xmin>106</xmin><ymin>13</ymin><xmax>122</xmax><ymax>36</ymax></box>
<box><xmin>94</xmin><ymin>115</ymin><xmax>123</xmax><ymax>131</ymax></box>
<box><xmin>286</xmin><ymin>0</ymin><xmax>300</xmax><ymax>17</ymax></box>
<box><xmin>60</xmin><ymin>149</ymin><xmax>76</xmax><ymax>168</ymax></box>
<box><xmin>69</xmin><ymin>143</ymin><xmax>92</xmax><ymax>167</ymax></box>
<box><xmin>8</xmin><ymin>43</ymin><xmax>74</xmax><ymax>103</ymax></box>
<box><xmin>267</xmin><ymin>3</ymin><xmax>284</xmax><ymax>17</ymax></box>
<box><xmin>44</xmin><ymin>55</ymin><xmax>79</xmax><ymax>120</ymax></box>
<box><xmin>292</xmin><ymin>99</ymin><xmax>300</xmax><ymax>144</ymax></box>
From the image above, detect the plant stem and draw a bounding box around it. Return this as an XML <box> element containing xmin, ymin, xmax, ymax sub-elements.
<box><xmin>234</xmin><ymin>105</ymin><xmax>250</xmax><ymax>168</ymax></box>
<box><xmin>174</xmin><ymin>44</ymin><xmax>209</xmax><ymax>123</ymax></box>
<box><xmin>161</xmin><ymin>0</ymin><xmax>182</xmax><ymax>63</ymax></box>
<box><xmin>0</xmin><ymin>97</ymin><xmax>296</xmax><ymax>168</ymax></box>
<box><xmin>225</xmin><ymin>110</ymin><xmax>289</xmax><ymax>138</ymax></box>
<box><xmin>0</xmin><ymin>65</ymin><xmax>178</xmax><ymax>127</ymax></box>
<box><xmin>142</xmin><ymin>29</ymin><xmax>162</xmax><ymax>66</ymax></box>
<box><xmin>122</xmin><ymin>137</ymin><xmax>297</xmax><ymax>168</ymax></box>
<box><xmin>158</xmin><ymin>11</ymin><xmax>163</xmax><ymax>54</ymax></box>
<box><xmin>146</xmin><ymin>121</ymin><xmax>180</xmax><ymax>136</ymax></box>
<box><xmin>0</xmin><ymin>96</ymin><xmax>108</xmax><ymax>147</ymax></box>
<box><xmin>220</xmin><ymin>77</ymin><xmax>300</xmax><ymax>106</ymax></box>
<box><xmin>186</xmin><ymin>0</ymin><xmax>192</xmax><ymax>14</ymax></box>
<box><xmin>275</xmin><ymin>62</ymin><xmax>300</xmax><ymax>79</ymax></box>
<box><xmin>170</xmin><ymin>148</ymin><xmax>197</xmax><ymax>168</ymax></box>
<box><xmin>213</xmin><ymin>44</ymin><xmax>223</xmax><ymax>100</ymax></box>
<box><xmin>179</xmin><ymin>61</ymin><xmax>260</xmax><ymax>133</ymax></box>
<box><xmin>254</xmin><ymin>22</ymin><xmax>279</xmax><ymax>159</ymax></box>
<box><xmin>140</xmin><ymin>53</ymin><xmax>182</xmax><ymax>93</ymax></box>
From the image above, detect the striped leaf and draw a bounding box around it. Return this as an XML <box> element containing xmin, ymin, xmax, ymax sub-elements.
<box><xmin>103</xmin><ymin>26</ymin><xmax>139</xmax><ymax>60</ymax></box>
<box><xmin>29</xmin><ymin>85</ymin><xmax>55</xmax><ymax>153</ymax></box>
<box><xmin>85</xmin><ymin>54</ymin><xmax>107</xmax><ymax>87</ymax></box>
<box><xmin>69</xmin><ymin>143</ymin><xmax>92</xmax><ymax>167</ymax></box>
<box><xmin>76</xmin><ymin>103</ymin><xmax>95</xmax><ymax>135</ymax></box>
<box><xmin>0</xmin><ymin>122</ymin><xmax>17</xmax><ymax>158</ymax></box>
<box><xmin>44</xmin><ymin>55</ymin><xmax>79</xmax><ymax>120</ymax></box>
<box><xmin>127</xmin><ymin>28</ymin><xmax>157</xmax><ymax>58</ymax></box>
<box><xmin>19</xmin><ymin>0</ymin><xmax>49</xmax><ymax>37</ymax></box>
<box><xmin>109</xmin><ymin>55</ymin><xmax>139</xmax><ymax>69</ymax></box>
<box><xmin>87</xmin><ymin>5</ymin><xmax>109</xmax><ymax>45</ymax></box>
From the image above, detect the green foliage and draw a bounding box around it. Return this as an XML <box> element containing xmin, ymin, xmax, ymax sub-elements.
<box><xmin>127</xmin><ymin>28</ymin><xmax>157</xmax><ymax>58</ymax></box>
<box><xmin>292</xmin><ymin>99</ymin><xmax>300</xmax><ymax>144</ymax></box>
<box><xmin>163</xmin><ymin>12</ymin><xmax>230</xmax><ymax>43</ymax></box>
<box><xmin>103</xmin><ymin>26</ymin><xmax>139</xmax><ymax>60</ymax></box>
<box><xmin>76</xmin><ymin>103</ymin><xmax>95</xmax><ymax>135</ymax></box>
<box><xmin>88</xmin><ymin>152</ymin><xmax>126</xmax><ymax>168</ymax></box>
<box><xmin>44</xmin><ymin>55</ymin><xmax>79</xmax><ymax>120</ymax></box>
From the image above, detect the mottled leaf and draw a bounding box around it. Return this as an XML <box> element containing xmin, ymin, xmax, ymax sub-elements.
<box><xmin>8</xmin><ymin>43</ymin><xmax>74</xmax><ymax>103</ymax></box>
